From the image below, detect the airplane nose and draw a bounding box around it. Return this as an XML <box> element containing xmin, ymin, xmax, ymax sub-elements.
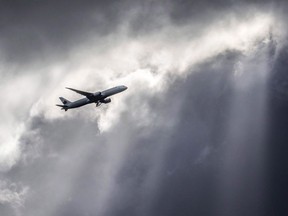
<box><xmin>123</xmin><ymin>86</ymin><xmax>128</xmax><ymax>90</ymax></box>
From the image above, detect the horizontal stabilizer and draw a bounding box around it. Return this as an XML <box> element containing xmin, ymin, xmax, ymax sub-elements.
<box><xmin>56</xmin><ymin>104</ymin><xmax>68</xmax><ymax>111</ymax></box>
<box><xmin>56</xmin><ymin>104</ymin><xmax>65</xmax><ymax>107</ymax></box>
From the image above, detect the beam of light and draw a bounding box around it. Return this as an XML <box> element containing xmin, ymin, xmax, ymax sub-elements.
<box><xmin>216</xmin><ymin>37</ymin><xmax>276</xmax><ymax>215</ymax></box>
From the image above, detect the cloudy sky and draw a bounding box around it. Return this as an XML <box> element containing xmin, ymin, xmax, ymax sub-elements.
<box><xmin>1</xmin><ymin>0</ymin><xmax>288</xmax><ymax>215</ymax></box>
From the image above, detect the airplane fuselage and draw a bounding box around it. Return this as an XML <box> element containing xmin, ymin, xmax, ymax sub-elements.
<box><xmin>58</xmin><ymin>85</ymin><xmax>127</xmax><ymax>111</ymax></box>
<box><xmin>68</xmin><ymin>97</ymin><xmax>90</xmax><ymax>109</ymax></box>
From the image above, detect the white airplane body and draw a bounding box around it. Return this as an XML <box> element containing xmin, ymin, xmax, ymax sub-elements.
<box><xmin>56</xmin><ymin>85</ymin><xmax>127</xmax><ymax>111</ymax></box>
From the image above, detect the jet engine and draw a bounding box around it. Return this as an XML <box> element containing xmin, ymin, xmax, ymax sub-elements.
<box><xmin>101</xmin><ymin>98</ymin><xmax>111</xmax><ymax>104</ymax></box>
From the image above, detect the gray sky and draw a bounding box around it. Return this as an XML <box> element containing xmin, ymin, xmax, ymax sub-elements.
<box><xmin>0</xmin><ymin>0</ymin><xmax>288</xmax><ymax>215</ymax></box>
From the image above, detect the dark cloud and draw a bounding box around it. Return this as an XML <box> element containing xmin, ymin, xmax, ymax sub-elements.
<box><xmin>0</xmin><ymin>0</ymin><xmax>282</xmax><ymax>64</ymax></box>
<box><xmin>267</xmin><ymin>45</ymin><xmax>288</xmax><ymax>215</ymax></box>
<box><xmin>0</xmin><ymin>0</ymin><xmax>125</xmax><ymax>63</ymax></box>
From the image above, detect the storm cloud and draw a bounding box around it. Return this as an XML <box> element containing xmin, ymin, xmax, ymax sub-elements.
<box><xmin>1</xmin><ymin>0</ymin><xmax>288</xmax><ymax>216</ymax></box>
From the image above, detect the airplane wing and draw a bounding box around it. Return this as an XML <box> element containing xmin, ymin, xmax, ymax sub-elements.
<box><xmin>66</xmin><ymin>87</ymin><xmax>95</xmax><ymax>99</ymax></box>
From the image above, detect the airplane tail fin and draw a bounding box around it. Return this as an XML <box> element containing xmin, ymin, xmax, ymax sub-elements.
<box><xmin>59</xmin><ymin>97</ymin><xmax>71</xmax><ymax>105</ymax></box>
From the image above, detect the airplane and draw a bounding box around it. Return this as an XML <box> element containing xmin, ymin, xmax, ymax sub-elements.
<box><xmin>56</xmin><ymin>85</ymin><xmax>128</xmax><ymax>111</ymax></box>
